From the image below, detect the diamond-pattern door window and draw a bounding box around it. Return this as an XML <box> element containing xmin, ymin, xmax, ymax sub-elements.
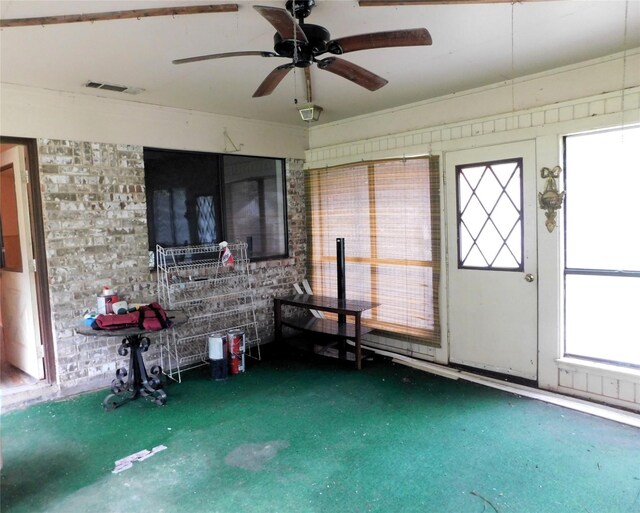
<box><xmin>456</xmin><ymin>158</ymin><xmax>523</xmax><ymax>270</ymax></box>
<box><xmin>196</xmin><ymin>195</ymin><xmax>217</xmax><ymax>244</ymax></box>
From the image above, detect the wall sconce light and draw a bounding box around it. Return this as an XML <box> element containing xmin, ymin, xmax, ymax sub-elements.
<box><xmin>538</xmin><ymin>166</ymin><xmax>566</xmax><ymax>233</ymax></box>
<box><xmin>298</xmin><ymin>103</ymin><xmax>323</xmax><ymax>122</ymax></box>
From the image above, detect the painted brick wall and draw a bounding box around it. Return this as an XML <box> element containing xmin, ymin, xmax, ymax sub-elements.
<box><xmin>39</xmin><ymin>139</ymin><xmax>152</xmax><ymax>392</ymax></box>
<box><xmin>37</xmin><ymin>138</ymin><xmax>306</xmax><ymax>395</ymax></box>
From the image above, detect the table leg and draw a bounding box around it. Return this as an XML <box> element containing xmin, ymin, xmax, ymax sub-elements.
<box><xmin>337</xmin><ymin>315</ymin><xmax>347</xmax><ymax>360</ymax></box>
<box><xmin>274</xmin><ymin>298</ymin><xmax>282</xmax><ymax>343</ymax></box>
<box><xmin>355</xmin><ymin>313</ymin><xmax>362</xmax><ymax>370</ymax></box>
<box><xmin>103</xmin><ymin>335</ymin><xmax>166</xmax><ymax>411</ymax></box>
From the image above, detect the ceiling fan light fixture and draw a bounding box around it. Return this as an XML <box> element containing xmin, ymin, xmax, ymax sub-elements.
<box><xmin>298</xmin><ymin>103</ymin><xmax>323</xmax><ymax>122</ymax></box>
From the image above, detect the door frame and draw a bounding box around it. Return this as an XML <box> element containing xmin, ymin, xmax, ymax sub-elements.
<box><xmin>444</xmin><ymin>140</ymin><xmax>539</xmax><ymax>381</ymax></box>
<box><xmin>0</xmin><ymin>136</ymin><xmax>55</xmax><ymax>384</ymax></box>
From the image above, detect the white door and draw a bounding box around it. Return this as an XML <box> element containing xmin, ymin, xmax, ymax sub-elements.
<box><xmin>445</xmin><ymin>141</ymin><xmax>538</xmax><ymax>380</ymax></box>
<box><xmin>1</xmin><ymin>145</ymin><xmax>44</xmax><ymax>379</ymax></box>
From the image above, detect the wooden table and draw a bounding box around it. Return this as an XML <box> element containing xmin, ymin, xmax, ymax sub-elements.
<box><xmin>76</xmin><ymin>310</ymin><xmax>187</xmax><ymax>411</ymax></box>
<box><xmin>273</xmin><ymin>295</ymin><xmax>378</xmax><ymax>370</ymax></box>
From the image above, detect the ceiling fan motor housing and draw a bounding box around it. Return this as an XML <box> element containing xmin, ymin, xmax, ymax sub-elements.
<box><xmin>285</xmin><ymin>0</ymin><xmax>316</xmax><ymax>21</ymax></box>
<box><xmin>273</xmin><ymin>23</ymin><xmax>330</xmax><ymax>67</ymax></box>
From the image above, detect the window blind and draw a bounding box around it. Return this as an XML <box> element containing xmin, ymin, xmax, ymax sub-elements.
<box><xmin>306</xmin><ymin>157</ymin><xmax>440</xmax><ymax>345</ymax></box>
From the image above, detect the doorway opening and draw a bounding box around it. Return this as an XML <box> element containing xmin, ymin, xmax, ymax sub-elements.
<box><xmin>0</xmin><ymin>137</ymin><xmax>54</xmax><ymax>395</ymax></box>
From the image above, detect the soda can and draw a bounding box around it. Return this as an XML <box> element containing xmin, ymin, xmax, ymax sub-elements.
<box><xmin>227</xmin><ymin>329</ymin><xmax>245</xmax><ymax>374</ymax></box>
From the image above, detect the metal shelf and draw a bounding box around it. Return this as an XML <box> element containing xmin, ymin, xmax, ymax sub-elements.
<box><xmin>157</xmin><ymin>242</ymin><xmax>261</xmax><ymax>383</ymax></box>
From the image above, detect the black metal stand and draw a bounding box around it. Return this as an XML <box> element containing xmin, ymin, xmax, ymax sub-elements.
<box><xmin>102</xmin><ymin>335</ymin><xmax>166</xmax><ymax>411</ymax></box>
<box><xmin>336</xmin><ymin>237</ymin><xmax>347</xmax><ymax>358</ymax></box>
<box><xmin>274</xmin><ymin>294</ymin><xmax>379</xmax><ymax>370</ymax></box>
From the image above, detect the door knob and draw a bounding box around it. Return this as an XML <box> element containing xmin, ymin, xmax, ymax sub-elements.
<box><xmin>524</xmin><ymin>273</ymin><xmax>535</xmax><ymax>282</ymax></box>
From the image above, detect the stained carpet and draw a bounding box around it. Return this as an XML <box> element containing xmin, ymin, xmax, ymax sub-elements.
<box><xmin>1</xmin><ymin>352</ymin><xmax>639</xmax><ymax>513</ymax></box>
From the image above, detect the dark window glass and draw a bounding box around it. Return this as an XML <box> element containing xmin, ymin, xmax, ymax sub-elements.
<box><xmin>223</xmin><ymin>155</ymin><xmax>287</xmax><ymax>259</ymax></box>
<box><xmin>144</xmin><ymin>148</ymin><xmax>287</xmax><ymax>262</ymax></box>
<box><xmin>144</xmin><ymin>149</ymin><xmax>222</xmax><ymax>248</ymax></box>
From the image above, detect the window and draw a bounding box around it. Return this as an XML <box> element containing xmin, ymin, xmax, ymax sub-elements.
<box><xmin>223</xmin><ymin>155</ymin><xmax>287</xmax><ymax>260</ymax></box>
<box><xmin>144</xmin><ymin>148</ymin><xmax>287</xmax><ymax>262</ymax></box>
<box><xmin>564</xmin><ymin>126</ymin><xmax>640</xmax><ymax>367</ymax></box>
<box><xmin>456</xmin><ymin>159</ymin><xmax>523</xmax><ymax>270</ymax></box>
<box><xmin>306</xmin><ymin>157</ymin><xmax>440</xmax><ymax>344</ymax></box>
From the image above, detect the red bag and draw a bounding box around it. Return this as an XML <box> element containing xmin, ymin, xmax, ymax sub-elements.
<box><xmin>92</xmin><ymin>311</ymin><xmax>139</xmax><ymax>330</ymax></box>
<box><xmin>91</xmin><ymin>302</ymin><xmax>172</xmax><ymax>331</ymax></box>
<box><xmin>137</xmin><ymin>302</ymin><xmax>172</xmax><ymax>331</ymax></box>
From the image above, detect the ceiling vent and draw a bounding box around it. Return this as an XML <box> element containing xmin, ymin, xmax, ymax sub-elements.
<box><xmin>84</xmin><ymin>81</ymin><xmax>144</xmax><ymax>95</ymax></box>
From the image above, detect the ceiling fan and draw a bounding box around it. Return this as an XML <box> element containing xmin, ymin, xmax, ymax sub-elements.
<box><xmin>172</xmin><ymin>0</ymin><xmax>432</xmax><ymax>98</ymax></box>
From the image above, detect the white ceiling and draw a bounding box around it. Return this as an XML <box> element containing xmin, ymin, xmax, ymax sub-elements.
<box><xmin>1</xmin><ymin>0</ymin><xmax>638</xmax><ymax>127</ymax></box>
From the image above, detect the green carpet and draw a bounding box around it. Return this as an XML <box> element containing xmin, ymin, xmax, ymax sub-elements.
<box><xmin>1</xmin><ymin>353</ymin><xmax>639</xmax><ymax>513</ymax></box>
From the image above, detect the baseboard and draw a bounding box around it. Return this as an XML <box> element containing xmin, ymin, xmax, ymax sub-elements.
<box><xmin>350</xmin><ymin>340</ymin><xmax>640</xmax><ymax>428</ymax></box>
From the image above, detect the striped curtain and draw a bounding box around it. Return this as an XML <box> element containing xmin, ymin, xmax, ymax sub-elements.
<box><xmin>306</xmin><ymin>157</ymin><xmax>441</xmax><ymax>345</ymax></box>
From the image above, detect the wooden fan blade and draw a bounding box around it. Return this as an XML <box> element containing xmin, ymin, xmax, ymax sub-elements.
<box><xmin>253</xmin><ymin>64</ymin><xmax>294</xmax><ymax>97</ymax></box>
<box><xmin>329</xmin><ymin>28</ymin><xmax>431</xmax><ymax>54</ymax></box>
<box><xmin>253</xmin><ymin>5</ymin><xmax>307</xmax><ymax>42</ymax></box>
<box><xmin>317</xmin><ymin>57</ymin><xmax>388</xmax><ymax>91</ymax></box>
<box><xmin>173</xmin><ymin>51</ymin><xmax>280</xmax><ymax>65</ymax></box>
<box><xmin>0</xmin><ymin>4</ymin><xmax>238</xmax><ymax>28</ymax></box>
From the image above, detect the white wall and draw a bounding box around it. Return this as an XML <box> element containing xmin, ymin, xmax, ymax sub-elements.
<box><xmin>0</xmin><ymin>84</ymin><xmax>308</xmax><ymax>159</ymax></box>
<box><xmin>305</xmin><ymin>50</ymin><xmax>640</xmax><ymax>412</ymax></box>
<box><xmin>308</xmin><ymin>50</ymin><xmax>640</xmax><ymax>153</ymax></box>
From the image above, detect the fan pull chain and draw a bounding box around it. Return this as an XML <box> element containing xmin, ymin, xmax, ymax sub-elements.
<box><xmin>292</xmin><ymin>0</ymin><xmax>299</xmax><ymax>106</ymax></box>
<box><xmin>292</xmin><ymin>0</ymin><xmax>298</xmax><ymax>65</ymax></box>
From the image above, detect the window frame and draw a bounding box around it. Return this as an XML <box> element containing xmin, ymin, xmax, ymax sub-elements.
<box><xmin>144</xmin><ymin>147</ymin><xmax>289</xmax><ymax>263</ymax></box>
<box><xmin>455</xmin><ymin>157</ymin><xmax>524</xmax><ymax>272</ymax></box>
<box><xmin>222</xmin><ymin>154</ymin><xmax>289</xmax><ymax>260</ymax></box>
<box><xmin>562</xmin><ymin>126</ymin><xmax>640</xmax><ymax>369</ymax></box>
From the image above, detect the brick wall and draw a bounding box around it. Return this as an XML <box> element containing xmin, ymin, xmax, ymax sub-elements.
<box><xmin>38</xmin><ymin>138</ymin><xmax>306</xmax><ymax>395</ymax></box>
